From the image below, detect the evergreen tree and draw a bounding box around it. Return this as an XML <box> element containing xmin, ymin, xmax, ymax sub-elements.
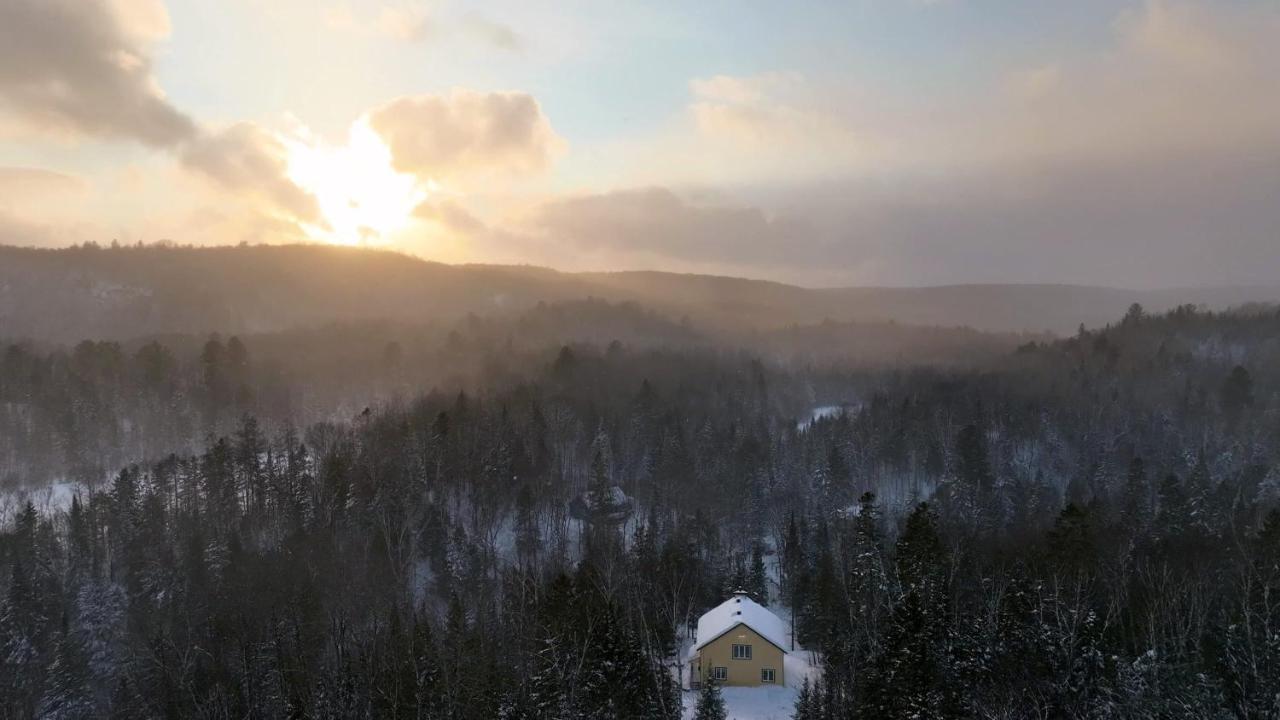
<box><xmin>860</xmin><ymin>590</ymin><xmax>964</xmax><ymax>720</ymax></box>
<box><xmin>1119</xmin><ymin>456</ymin><xmax>1150</xmax><ymax>536</ymax></box>
<box><xmin>1047</xmin><ymin>504</ymin><xmax>1096</xmax><ymax>575</ymax></box>
<box><xmin>515</xmin><ymin>484</ymin><xmax>541</xmax><ymax>566</ymax></box>
<box><xmin>794</xmin><ymin>678</ymin><xmax>817</xmax><ymax>720</ymax></box>
<box><xmin>693</xmin><ymin>675</ymin><xmax>726</xmax><ymax>720</ymax></box>
<box><xmin>1221</xmin><ymin>365</ymin><xmax>1253</xmax><ymax>427</ymax></box>
<box><xmin>748</xmin><ymin>542</ymin><xmax>769</xmax><ymax>605</ymax></box>
<box><xmin>38</xmin><ymin>615</ymin><xmax>95</xmax><ymax>720</ymax></box>
<box><xmin>896</xmin><ymin>503</ymin><xmax>945</xmax><ymax>597</ymax></box>
<box><xmin>954</xmin><ymin>424</ymin><xmax>992</xmax><ymax>492</ymax></box>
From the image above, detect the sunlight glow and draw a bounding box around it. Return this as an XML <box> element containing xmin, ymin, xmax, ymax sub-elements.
<box><xmin>285</xmin><ymin>120</ymin><xmax>427</xmax><ymax>246</ymax></box>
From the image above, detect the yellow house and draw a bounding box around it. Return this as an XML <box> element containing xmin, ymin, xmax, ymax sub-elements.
<box><xmin>691</xmin><ymin>592</ymin><xmax>788</xmax><ymax>688</ymax></box>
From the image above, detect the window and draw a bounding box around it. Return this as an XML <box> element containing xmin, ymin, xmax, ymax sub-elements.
<box><xmin>731</xmin><ymin>644</ymin><xmax>752</xmax><ymax>660</ymax></box>
<box><xmin>761</xmin><ymin>668</ymin><xmax>776</xmax><ymax>684</ymax></box>
<box><xmin>712</xmin><ymin>666</ymin><xmax>728</xmax><ymax>681</ymax></box>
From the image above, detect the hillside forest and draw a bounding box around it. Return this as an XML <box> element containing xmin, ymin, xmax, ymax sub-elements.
<box><xmin>3</xmin><ymin>286</ymin><xmax>1280</xmax><ymax>718</ymax></box>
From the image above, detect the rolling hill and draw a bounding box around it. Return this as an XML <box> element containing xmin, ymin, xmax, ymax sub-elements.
<box><xmin>1</xmin><ymin>243</ymin><xmax>1275</xmax><ymax>343</ymax></box>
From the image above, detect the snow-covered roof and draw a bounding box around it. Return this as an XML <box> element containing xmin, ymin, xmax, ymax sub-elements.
<box><xmin>694</xmin><ymin>592</ymin><xmax>788</xmax><ymax>653</ymax></box>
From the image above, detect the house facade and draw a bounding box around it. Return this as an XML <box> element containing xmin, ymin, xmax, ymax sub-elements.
<box><xmin>691</xmin><ymin>592</ymin><xmax>787</xmax><ymax>688</ymax></box>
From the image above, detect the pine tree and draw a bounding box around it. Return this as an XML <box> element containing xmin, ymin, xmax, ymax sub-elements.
<box><xmin>794</xmin><ymin>678</ymin><xmax>816</xmax><ymax>720</ymax></box>
<box><xmin>856</xmin><ymin>503</ymin><xmax>967</xmax><ymax>718</ymax></box>
<box><xmin>526</xmin><ymin>634</ymin><xmax>568</xmax><ymax>718</ymax></box>
<box><xmin>860</xmin><ymin>590</ymin><xmax>963</xmax><ymax>719</ymax></box>
<box><xmin>955</xmin><ymin>425</ymin><xmax>993</xmax><ymax>493</ymax></box>
<box><xmin>67</xmin><ymin>495</ymin><xmax>94</xmax><ymax>579</ymax></box>
<box><xmin>1047</xmin><ymin>504</ymin><xmax>1096</xmax><ymax>575</ymax></box>
<box><xmin>694</xmin><ymin>675</ymin><xmax>726</xmax><ymax>720</ymax></box>
<box><xmin>200</xmin><ymin>335</ymin><xmax>229</xmax><ymax>428</ymax></box>
<box><xmin>1156</xmin><ymin>473</ymin><xmax>1194</xmax><ymax>556</ymax></box>
<box><xmin>748</xmin><ymin>542</ymin><xmax>769</xmax><ymax>605</ymax></box>
<box><xmin>515</xmin><ymin>483</ymin><xmax>541</xmax><ymax>566</ymax></box>
<box><xmin>1119</xmin><ymin>456</ymin><xmax>1150</xmax><ymax>535</ymax></box>
<box><xmin>896</xmin><ymin>503</ymin><xmax>944</xmax><ymax>597</ymax></box>
<box><xmin>1221</xmin><ymin>365</ymin><xmax>1253</xmax><ymax>427</ymax></box>
<box><xmin>645</xmin><ymin>654</ymin><xmax>682</xmax><ymax>720</ymax></box>
<box><xmin>1</xmin><ymin>552</ymin><xmax>48</xmax><ymax>719</ymax></box>
<box><xmin>847</xmin><ymin>492</ymin><xmax>890</xmax><ymax>617</ymax></box>
<box><xmin>38</xmin><ymin>615</ymin><xmax>95</xmax><ymax>720</ymax></box>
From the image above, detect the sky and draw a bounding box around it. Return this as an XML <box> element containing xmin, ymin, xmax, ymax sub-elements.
<box><xmin>1</xmin><ymin>0</ymin><xmax>1278</xmax><ymax>288</ymax></box>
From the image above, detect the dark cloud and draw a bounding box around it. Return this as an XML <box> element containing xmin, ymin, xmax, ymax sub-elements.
<box><xmin>179</xmin><ymin>124</ymin><xmax>324</xmax><ymax>227</ymax></box>
<box><xmin>0</xmin><ymin>0</ymin><xmax>195</xmax><ymax>146</ymax></box>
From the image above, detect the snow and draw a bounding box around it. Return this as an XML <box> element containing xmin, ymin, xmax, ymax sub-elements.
<box><xmin>694</xmin><ymin>592</ymin><xmax>789</xmax><ymax>652</ymax></box>
<box><xmin>684</xmin><ymin>685</ymin><xmax>798</xmax><ymax>720</ymax></box>
<box><xmin>797</xmin><ymin>402</ymin><xmax>860</xmax><ymax>431</ymax></box>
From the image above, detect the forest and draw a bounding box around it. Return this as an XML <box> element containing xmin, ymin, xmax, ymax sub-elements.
<box><xmin>2</xmin><ymin>299</ymin><xmax>1280</xmax><ymax>719</ymax></box>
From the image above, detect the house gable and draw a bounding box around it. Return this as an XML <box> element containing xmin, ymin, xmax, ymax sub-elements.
<box><xmin>696</xmin><ymin>620</ymin><xmax>787</xmax><ymax>654</ymax></box>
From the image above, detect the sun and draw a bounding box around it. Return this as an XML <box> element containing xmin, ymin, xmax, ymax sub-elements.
<box><xmin>284</xmin><ymin>120</ymin><xmax>427</xmax><ymax>246</ymax></box>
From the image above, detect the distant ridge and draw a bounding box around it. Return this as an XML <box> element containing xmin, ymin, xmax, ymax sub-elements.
<box><xmin>1</xmin><ymin>243</ymin><xmax>1276</xmax><ymax>343</ymax></box>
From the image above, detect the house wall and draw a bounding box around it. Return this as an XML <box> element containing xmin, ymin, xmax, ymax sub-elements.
<box><xmin>695</xmin><ymin>623</ymin><xmax>784</xmax><ymax>688</ymax></box>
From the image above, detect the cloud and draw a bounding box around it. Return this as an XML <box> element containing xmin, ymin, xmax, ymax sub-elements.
<box><xmin>367</xmin><ymin>90</ymin><xmax>562</xmax><ymax>183</ymax></box>
<box><xmin>499</xmin><ymin>136</ymin><xmax>1280</xmax><ymax>287</ymax></box>
<box><xmin>510</xmin><ymin>187</ymin><xmax>818</xmax><ymax>274</ymax></box>
<box><xmin>375</xmin><ymin>6</ymin><xmax>433</xmax><ymax>43</ymax></box>
<box><xmin>323</xmin><ymin>3</ymin><xmax>521</xmax><ymax>50</ymax></box>
<box><xmin>0</xmin><ymin>0</ymin><xmax>195</xmax><ymax>146</ymax></box>
<box><xmin>0</xmin><ymin>212</ymin><xmax>53</xmax><ymax>247</ymax></box>
<box><xmin>460</xmin><ymin>15</ymin><xmax>523</xmax><ymax>52</ymax></box>
<box><xmin>0</xmin><ymin>167</ymin><xmax>94</xmax><ymax>247</ymax></box>
<box><xmin>179</xmin><ymin>124</ymin><xmax>325</xmax><ymax>227</ymax></box>
<box><xmin>689</xmin><ymin>72</ymin><xmax>850</xmax><ymax>146</ymax></box>
<box><xmin>1117</xmin><ymin>0</ymin><xmax>1243</xmax><ymax>74</ymax></box>
<box><xmin>670</xmin><ymin>1</ymin><xmax>1280</xmax><ymax>185</ymax></box>
<box><xmin>987</xmin><ymin>0</ymin><xmax>1280</xmax><ymax>166</ymax></box>
<box><xmin>413</xmin><ymin>199</ymin><xmax>487</xmax><ymax>235</ymax></box>
<box><xmin>0</xmin><ymin>168</ymin><xmax>88</xmax><ymax>202</ymax></box>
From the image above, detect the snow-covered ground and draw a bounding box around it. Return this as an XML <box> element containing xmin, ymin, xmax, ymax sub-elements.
<box><xmin>683</xmin><ymin>684</ymin><xmax>798</xmax><ymax>720</ymax></box>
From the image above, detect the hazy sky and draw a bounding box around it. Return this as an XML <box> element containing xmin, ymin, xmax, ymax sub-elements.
<box><xmin>1</xmin><ymin>0</ymin><xmax>1278</xmax><ymax>287</ymax></box>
